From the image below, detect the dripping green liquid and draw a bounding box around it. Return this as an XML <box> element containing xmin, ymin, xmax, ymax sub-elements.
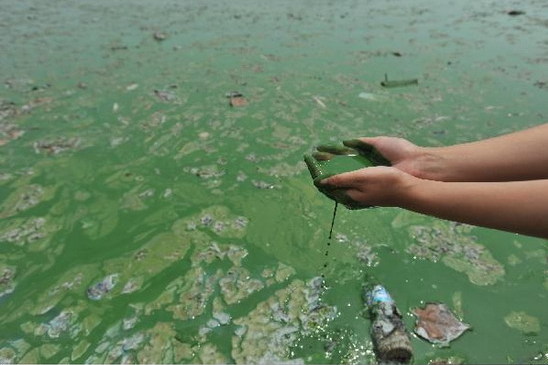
<box><xmin>322</xmin><ymin>201</ymin><xmax>338</xmax><ymax>275</ymax></box>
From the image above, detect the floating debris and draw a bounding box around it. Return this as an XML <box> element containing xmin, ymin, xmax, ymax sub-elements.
<box><xmin>33</xmin><ymin>137</ymin><xmax>81</xmax><ymax>155</ymax></box>
<box><xmin>121</xmin><ymin>278</ymin><xmax>142</xmax><ymax>294</ymax></box>
<box><xmin>0</xmin><ymin>101</ymin><xmax>21</xmax><ymax>144</ymax></box>
<box><xmin>0</xmin><ymin>217</ymin><xmax>53</xmax><ymax>246</ymax></box>
<box><xmin>380</xmin><ymin>73</ymin><xmax>418</xmax><ymax>88</ymax></box>
<box><xmin>219</xmin><ymin>266</ymin><xmax>264</xmax><ymax>304</ymax></box>
<box><xmin>42</xmin><ymin>311</ymin><xmax>73</xmax><ymax>339</ymax></box>
<box><xmin>358</xmin><ymin>92</ymin><xmax>381</xmax><ymax>101</ymax></box>
<box><xmin>20</xmin><ymin>97</ymin><xmax>53</xmax><ymax>113</ymax></box>
<box><xmin>0</xmin><ymin>185</ymin><xmax>56</xmax><ymax>219</ymax></box>
<box><xmin>405</xmin><ymin>220</ymin><xmax>505</xmax><ymax>285</ymax></box>
<box><xmin>126</xmin><ymin>83</ymin><xmax>139</xmax><ymax>91</ymax></box>
<box><xmin>507</xmin><ymin>10</ymin><xmax>525</xmax><ymax>16</ymax></box>
<box><xmin>0</xmin><ymin>347</ymin><xmax>17</xmax><ymax>364</ymax></box>
<box><xmin>153</xmin><ymin>31</ymin><xmax>168</xmax><ymax>41</ymax></box>
<box><xmin>355</xmin><ymin>244</ymin><xmax>378</xmax><ymax>267</ymax></box>
<box><xmin>122</xmin><ymin>316</ymin><xmax>138</xmax><ymax>331</ymax></box>
<box><xmin>167</xmin><ymin>267</ymin><xmax>219</xmax><ymax>320</ymax></box>
<box><xmin>231</xmin><ymin>278</ymin><xmax>336</xmax><ymax>364</ymax></box>
<box><xmin>504</xmin><ymin>311</ymin><xmax>540</xmax><ymax>335</ymax></box>
<box><xmin>413</xmin><ymin>303</ymin><xmax>470</xmax><ymax>346</ymax></box>
<box><xmin>0</xmin><ymin>266</ymin><xmax>16</xmax><ymax>298</ymax></box>
<box><xmin>153</xmin><ymin>89</ymin><xmax>177</xmax><ymax>103</ymax></box>
<box><xmin>173</xmin><ymin>206</ymin><xmax>249</xmax><ymax>239</ymax></box>
<box><xmin>312</xmin><ymin>96</ymin><xmax>326</xmax><ymax>108</ymax></box>
<box><xmin>109</xmin><ymin>45</ymin><xmax>129</xmax><ymax>51</ymax></box>
<box><xmin>212</xmin><ymin>311</ymin><xmax>231</xmax><ymax>325</ymax></box>
<box><xmin>87</xmin><ymin>274</ymin><xmax>119</xmax><ymax>301</ymax></box>
<box><xmin>534</xmin><ymin>81</ymin><xmax>548</xmax><ymax>90</ymax></box>
<box><xmin>226</xmin><ymin>91</ymin><xmax>247</xmax><ymax>107</ymax></box>
<box><xmin>251</xmin><ymin>179</ymin><xmax>277</xmax><ymax>189</ymax></box>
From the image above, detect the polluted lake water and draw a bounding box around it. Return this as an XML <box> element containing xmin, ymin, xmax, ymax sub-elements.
<box><xmin>1</xmin><ymin>0</ymin><xmax>547</xmax><ymax>364</ymax></box>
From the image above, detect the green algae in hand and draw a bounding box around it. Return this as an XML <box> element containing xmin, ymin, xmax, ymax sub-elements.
<box><xmin>304</xmin><ymin>143</ymin><xmax>383</xmax><ymax>207</ymax></box>
<box><xmin>304</xmin><ymin>152</ymin><xmax>373</xmax><ymax>182</ymax></box>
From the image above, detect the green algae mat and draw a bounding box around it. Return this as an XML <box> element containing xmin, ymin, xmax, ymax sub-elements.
<box><xmin>1</xmin><ymin>0</ymin><xmax>547</xmax><ymax>363</ymax></box>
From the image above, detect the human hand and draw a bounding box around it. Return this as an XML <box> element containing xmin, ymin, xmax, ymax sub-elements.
<box><xmin>343</xmin><ymin>137</ymin><xmax>429</xmax><ymax>179</ymax></box>
<box><xmin>316</xmin><ymin>166</ymin><xmax>418</xmax><ymax>209</ymax></box>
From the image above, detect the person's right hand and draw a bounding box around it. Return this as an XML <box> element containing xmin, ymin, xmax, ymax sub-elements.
<box><xmin>316</xmin><ymin>165</ymin><xmax>420</xmax><ymax>209</ymax></box>
<box><xmin>343</xmin><ymin>137</ymin><xmax>434</xmax><ymax>180</ymax></box>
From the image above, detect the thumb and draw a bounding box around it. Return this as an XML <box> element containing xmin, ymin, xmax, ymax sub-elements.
<box><xmin>343</xmin><ymin>138</ymin><xmax>391</xmax><ymax>166</ymax></box>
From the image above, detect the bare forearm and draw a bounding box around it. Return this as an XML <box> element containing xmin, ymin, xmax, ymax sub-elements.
<box><xmin>419</xmin><ymin>123</ymin><xmax>548</xmax><ymax>182</ymax></box>
<box><xmin>402</xmin><ymin>179</ymin><xmax>548</xmax><ymax>239</ymax></box>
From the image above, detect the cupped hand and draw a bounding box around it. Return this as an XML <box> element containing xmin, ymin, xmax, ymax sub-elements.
<box><xmin>316</xmin><ymin>166</ymin><xmax>419</xmax><ymax>209</ymax></box>
<box><xmin>343</xmin><ymin>137</ymin><xmax>429</xmax><ymax>178</ymax></box>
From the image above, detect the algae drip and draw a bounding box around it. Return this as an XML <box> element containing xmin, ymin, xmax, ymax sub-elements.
<box><xmin>321</xmin><ymin>201</ymin><xmax>338</xmax><ymax>279</ymax></box>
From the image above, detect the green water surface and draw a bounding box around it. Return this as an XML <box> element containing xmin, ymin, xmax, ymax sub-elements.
<box><xmin>1</xmin><ymin>0</ymin><xmax>547</xmax><ymax>364</ymax></box>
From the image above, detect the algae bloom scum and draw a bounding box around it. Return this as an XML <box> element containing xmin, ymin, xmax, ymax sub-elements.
<box><xmin>0</xmin><ymin>0</ymin><xmax>547</xmax><ymax>364</ymax></box>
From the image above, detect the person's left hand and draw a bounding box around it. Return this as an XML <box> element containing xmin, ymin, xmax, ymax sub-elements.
<box><xmin>316</xmin><ymin>166</ymin><xmax>418</xmax><ymax>209</ymax></box>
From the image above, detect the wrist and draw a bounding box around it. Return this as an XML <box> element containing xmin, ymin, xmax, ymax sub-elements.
<box><xmin>391</xmin><ymin>171</ymin><xmax>428</xmax><ymax>208</ymax></box>
<box><xmin>396</xmin><ymin>175</ymin><xmax>437</xmax><ymax>210</ymax></box>
<box><xmin>412</xmin><ymin>147</ymin><xmax>450</xmax><ymax>181</ymax></box>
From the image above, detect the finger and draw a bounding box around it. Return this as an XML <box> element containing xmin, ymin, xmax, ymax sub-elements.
<box><xmin>316</xmin><ymin>144</ymin><xmax>358</xmax><ymax>156</ymax></box>
<box><xmin>342</xmin><ymin>139</ymin><xmax>375</xmax><ymax>153</ymax></box>
<box><xmin>312</xmin><ymin>151</ymin><xmax>335</xmax><ymax>161</ymax></box>
<box><xmin>318</xmin><ymin>187</ymin><xmax>357</xmax><ymax>207</ymax></box>
<box><xmin>315</xmin><ymin>168</ymin><xmax>367</xmax><ymax>189</ymax></box>
<box><xmin>344</xmin><ymin>189</ymin><xmax>373</xmax><ymax>209</ymax></box>
<box><xmin>343</xmin><ymin>139</ymin><xmax>390</xmax><ymax>166</ymax></box>
<box><xmin>303</xmin><ymin>154</ymin><xmax>323</xmax><ymax>180</ymax></box>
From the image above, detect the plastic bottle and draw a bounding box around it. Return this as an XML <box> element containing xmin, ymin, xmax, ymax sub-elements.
<box><xmin>364</xmin><ymin>283</ymin><xmax>413</xmax><ymax>364</ymax></box>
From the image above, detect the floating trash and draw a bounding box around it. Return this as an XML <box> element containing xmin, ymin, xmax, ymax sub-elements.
<box><xmin>413</xmin><ymin>303</ymin><xmax>470</xmax><ymax>346</ymax></box>
<box><xmin>380</xmin><ymin>73</ymin><xmax>418</xmax><ymax>88</ymax></box>
<box><xmin>226</xmin><ymin>91</ymin><xmax>247</xmax><ymax>107</ymax></box>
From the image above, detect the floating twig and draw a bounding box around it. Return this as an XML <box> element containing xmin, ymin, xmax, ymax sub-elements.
<box><xmin>381</xmin><ymin>73</ymin><xmax>418</xmax><ymax>88</ymax></box>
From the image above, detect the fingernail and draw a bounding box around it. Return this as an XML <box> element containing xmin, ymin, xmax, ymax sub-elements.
<box><xmin>314</xmin><ymin>177</ymin><xmax>328</xmax><ymax>186</ymax></box>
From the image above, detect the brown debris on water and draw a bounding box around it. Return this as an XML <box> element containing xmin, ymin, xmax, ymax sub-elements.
<box><xmin>226</xmin><ymin>91</ymin><xmax>247</xmax><ymax>107</ymax></box>
<box><xmin>413</xmin><ymin>303</ymin><xmax>470</xmax><ymax>346</ymax></box>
